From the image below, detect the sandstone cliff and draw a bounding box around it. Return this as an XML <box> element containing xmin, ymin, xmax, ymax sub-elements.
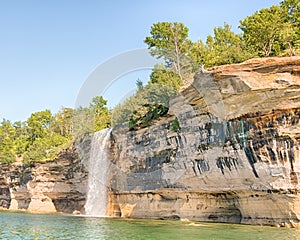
<box><xmin>108</xmin><ymin>56</ymin><xmax>300</xmax><ymax>227</ymax></box>
<box><xmin>0</xmin><ymin>142</ymin><xmax>89</xmax><ymax>214</ymax></box>
<box><xmin>1</xmin><ymin>56</ymin><xmax>299</xmax><ymax>228</ymax></box>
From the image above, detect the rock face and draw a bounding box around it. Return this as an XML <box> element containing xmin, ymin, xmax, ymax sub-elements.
<box><xmin>0</xmin><ymin>143</ymin><xmax>89</xmax><ymax>214</ymax></box>
<box><xmin>1</xmin><ymin>56</ymin><xmax>299</xmax><ymax>227</ymax></box>
<box><xmin>108</xmin><ymin>56</ymin><xmax>300</xmax><ymax>227</ymax></box>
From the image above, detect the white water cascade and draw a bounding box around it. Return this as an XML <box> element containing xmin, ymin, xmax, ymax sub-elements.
<box><xmin>84</xmin><ymin>128</ymin><xmax>111</xmax><ymax>216</ymax></box>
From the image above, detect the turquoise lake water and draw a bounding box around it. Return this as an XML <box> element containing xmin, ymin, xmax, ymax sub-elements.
<box><xmin>1</xmin><ymin>211</ymin><xmax>300</xmax><ymax>240</ymax></box>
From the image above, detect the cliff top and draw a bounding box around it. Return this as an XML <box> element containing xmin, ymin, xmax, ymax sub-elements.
<box><xmin>182</xmin><ymin>56</ymin><xmax>300</xmax><ymax>120</ymax></box>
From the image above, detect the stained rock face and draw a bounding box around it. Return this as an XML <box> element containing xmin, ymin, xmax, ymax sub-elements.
<box><xmin>109</xmin><ymin>57</ymin><xmax>300</xmax><ymax>227</ymax></box>
<box><xmin>1</xmin><ymin>56</ymin><xmax>299</xmax><ymax>227</ymax></box>
<box><xmin>0</xmin><ymin>164</ymin><xmax>13</xmax><ymax>209</ymax></box>
<box><xmin>0</xmin><ymin>145</ymin><xmax>88</xmax><ymax>214</ymax></box>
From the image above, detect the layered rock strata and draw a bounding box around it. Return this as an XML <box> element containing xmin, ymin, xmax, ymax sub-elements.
<box><xmin>1</xmin><ymin>56</ymin><xmax>299</xmax><ymax>227</ymax></box>
<box><xmin>0</xmin><ymin>143</ymin><xmax>89</xmax><ymax>213</ymax></box>
<box><xmin>108</xmin><ymin>57</ymin><xmax>300</xmax><ymax>227</ymax></box>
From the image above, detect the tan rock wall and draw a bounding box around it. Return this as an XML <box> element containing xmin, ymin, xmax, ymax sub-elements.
<box><xmin>0</xmin><ymin>145</ymin><xmax>88</xmax><ymax>214</ymax></box>
<box><xmin>108</xmin><ymin>189</ymin><xmax>300</xmax><ymax>227</ymax></box>
<box><xmin>109</xmin><ymin>57</ymin><xmax>300</xmax><ymax>227</ymax></box>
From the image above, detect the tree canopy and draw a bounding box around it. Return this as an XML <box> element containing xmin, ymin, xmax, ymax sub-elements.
<box><xmin>0</xmin><ymin>97</ymin><xmax>111</xmax><ymax>164</ymax></box>
<box><xmin>144</xmin><ymin>22</ymin><xmax>192</xmax><ymax>81</ymax></box>
<box><xmin>1</xmin><ymin>0</ymin><xmax>300</xmax><ymax>165</ymax></box>
<box><xmin>239</xmin><ymin>6</ymin><xmax>284</xmax><ymax>57</ymax></box>
<box><xmin>204</xmin><ymin>23</ymin><xmax>253</xmax><ymax>66</ymax></box>
<box><xmin>240</xmin><ymin>1</ymin><xmax>300</xmax><ymax>57</ymax></box>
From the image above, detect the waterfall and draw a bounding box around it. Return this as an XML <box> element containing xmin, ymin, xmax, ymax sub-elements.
<box><xmin>84</xmin><ymin>128</ymin><xmax>111</xmax><ymax>216</ymax></box>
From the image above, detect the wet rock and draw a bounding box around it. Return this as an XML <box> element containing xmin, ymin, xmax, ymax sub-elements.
<box><xmin>109</xmin><ymin>56</ymin><xmax>300</xmax><ymax>227</ymax></box>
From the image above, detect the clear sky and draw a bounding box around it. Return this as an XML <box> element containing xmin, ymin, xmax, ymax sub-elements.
<box><xmin>0</xmin><ymin>0</ymin><xmax>282</xmax><ymax>122</ymax></box>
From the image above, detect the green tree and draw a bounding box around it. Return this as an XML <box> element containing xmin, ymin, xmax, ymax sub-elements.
<box><xmin>144</xmin><ymin>22</ymin><xmax>192</xmax><ymax>82</ymax></box>
<box><xmin>279</xmin><ymin>0</ymin><xmax>300</xmax><ymax>55</ymax></box>
<box><xmin>280</xmin><ymin>0</ymin><xmax>300</xmax><ymax>24</ymax></box>
<box><xmin>136</xmin><ymin>78</ymin><xmax>144</xmax><ymax>92</ymax></box>
<box><xmin>52</xmin><ymin>107</ymin><xmax>74</xmax><ymax>138</ymax></box>
<box><xmin>0</xmin><ymin>120</ymin><xmax>16</xmax><ymax>164</ymax></box>
<box><xmin>72</xmin><ymin>107</ymin><xmax>94</xmax><ymax>138</ymax></box>
<box><xmin>13</xmin><ymin>121</ymin><xmax>29</xmax><ymax>156</ymax></box>
<box><xmin>205</xmin><ymin>23</ymin><xmax>253</xmax><ymax>66</ymax></box>
<box><xmin>89</xmin><ymin>96</ymin><xmax>111</xmax><ymax>132</ymax></box>
<box><xmin>150</xmin><ymin>64</ymin><xmax>182</xmax><ymax>91</ymax></box>
<box><xmin>21</xmin><ymin>108</ymin><xmax>73</xmax><ymax>164</ymax></box>
<box><xmin>111</xmin><ymin>84</ymin><xmax>176</xmax><ymax>128</ymax></box>
<box><xmin>239</xmin><ymin>6</ymin><xmax>284</xmax><ymax>57</ymax></box>
<box><xmin>22</xmin><ymin>136</ymin><xmax>66</xmax><ymax>164</ymax></box>
<box><xmin>27</xmin><ymin>110</ymin><xmax>53</xmax><ymax>142</ymax></box>
<box><xmin>188</xmin><ymin>40</ymin><xmax>207</xmax><ymax>70</ymax></box>
<box><xmin>278</xmin><ymin>22</ymin><xmax>299</xmax><ymax>56</ymax></box>
<box><xmin>20</xmin><ymin>109</ymin><xmax>73</xmax><ymax>164</ymax></box>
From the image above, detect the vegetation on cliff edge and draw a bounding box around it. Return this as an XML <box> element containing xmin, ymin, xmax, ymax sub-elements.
<box><xmin>1</xmin><ymin>0</ymin><xmax>299</xmax><ymax>164</ymax></box>
<box><xmin>0</xmin><ymin>97</ymin><xmax>111</xmax><ymax>164</ymax></box>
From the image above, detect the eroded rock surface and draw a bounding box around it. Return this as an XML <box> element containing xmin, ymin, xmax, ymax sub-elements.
<box><xmin>109</xmin><ymin>57</ymin><xmax>300</xmax><ymax>227</ymax></box>
<box><xmin>1</xmin><ymin>56</ymin><xmax>299</xmax><ymax>227</ymax></box>
<box><xmin>0</xmin><ymin>145</ymin><xmax>88</xmax><ymax>214</ymax></box>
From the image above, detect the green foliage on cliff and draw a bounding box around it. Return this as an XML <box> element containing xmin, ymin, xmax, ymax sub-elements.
<box><xmin>205</xmin><ymin>23</ymin><xmax>254</xmax><ymax>66</ymax></box>
<box><xmin>112</xmin><ymin>83</ymin><xmax>176</xmax><ymax>128</ymax></box>
<box><xmin>150</xmin><ymin>64</ymin><xmax>182</xmax><ymax>91</ymax></box>
<box><xmin>72</xmin><ymin>96</ymin><xmax>111</xmax><ymax>139</ymax></box>
<box><xmin>1</xmin><ymin>0</ymin><xmax>299</xmax><ymax>164</ymax></box>
<box><xmin>170</xmin><ymin>118</ymin><xmax>180</xmax><ymax>132</ymax></box>
<box><xmin>240</xmin><ymin>0</ymin><xmax>300</xmax><ymax>57</ymax></box>
<box><xmin>110</xmin><ymin>0</ymin><xmax>300</xmax><ymax>131</ymax></box>
<box><xmin>93</xmin><ymin>0</ymin><xmax>300</xmax><ymax>133</ymax></box>
<box><xmin>0</xmin><ymin>120</ymin><xmax>16</xmax><ymax>164</ymax></box>
<box><xmin>89</xmin><ymin>96</ymin><xmax>111</xmax><ymax>132</ymax></box>
<box><xmin>144</xmin><ymin>0</ymin><xmax>300</xmax><ymax>87</ymax></box>
<box><xmin>0</xmin><ymin>109</ymin><xmax>70</xmax><ymax>164</ymax></box>
<box><xmin>0</xmin><ymin>96</ymin><xmax>111</xmax><ymax>164</ymax></box>
<box><xmin>240</xmin><ymin>6</ymin><xmax>284</xmax><ymax>57</ymax></box>
<box><xmin>144</xmin><ymin>22</ymin><xmax>192</xmax><ymax>82</ymax></box>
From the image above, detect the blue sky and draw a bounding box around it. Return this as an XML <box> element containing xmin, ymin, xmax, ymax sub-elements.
<box><xmin>0</xmin><ymin>0</ymin><xmax>282</xmax><ymax>122</ymax></box>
